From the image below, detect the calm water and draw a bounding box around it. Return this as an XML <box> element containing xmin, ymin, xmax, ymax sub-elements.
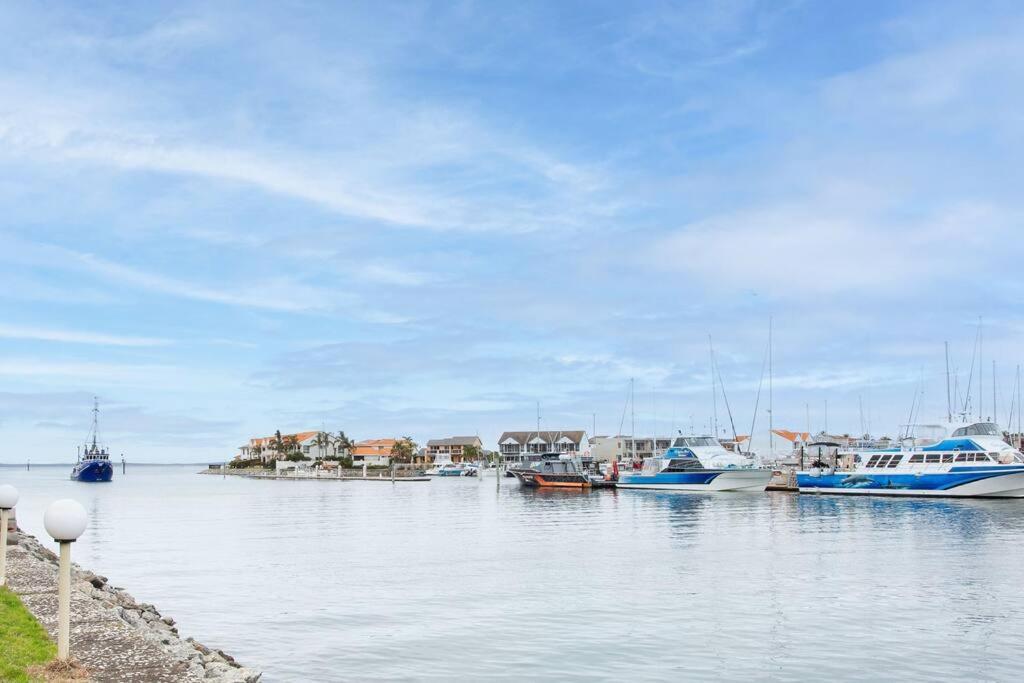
<box><xmin>3</xmin><ymin>465</ymin><xmax>1024</xmax><ymax>681</ymax></box>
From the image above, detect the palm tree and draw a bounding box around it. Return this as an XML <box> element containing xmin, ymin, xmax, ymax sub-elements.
<box><xmin>271</xmin><ymin>430</ymin><xmax>284</xmax><ymax>460</ymax></box>
<box><xmin>334</xmin><ymin>431</ymin><xmax>354</xmax><ymax>458</ymax></box>
<box><xmin>315</xmin><ymin>431</ymin><xmax>331</xmax><ymax>460</ymax></box>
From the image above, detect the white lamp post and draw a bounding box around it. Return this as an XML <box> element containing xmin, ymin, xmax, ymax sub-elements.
<box><xmin>43</xmin><ymin>499</ymin><xmax>88</xmax><ymax>661</ymax></box>
<box><xmin>0</xmin><ymin>484</ymin><xmax>18</xmax><ymax>586</ymax></box>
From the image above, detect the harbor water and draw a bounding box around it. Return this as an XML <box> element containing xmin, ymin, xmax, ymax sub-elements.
<box><xmin>3</xmin><ymin>465</ymin><xmax>1023</xmax><ymax>681</ymax></box>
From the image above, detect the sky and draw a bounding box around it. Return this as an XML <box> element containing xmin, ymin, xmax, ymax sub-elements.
<box><xmin>2</xmin><ymin>0</ymin><xmax>1024</xmax><ymax>462</ymax></box>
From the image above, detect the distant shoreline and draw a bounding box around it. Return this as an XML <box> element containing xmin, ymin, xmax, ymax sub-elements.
<box><xmin>0</xmin><ymin>462</ymin><xmax>213</xmax><ymax>467</ymax></box>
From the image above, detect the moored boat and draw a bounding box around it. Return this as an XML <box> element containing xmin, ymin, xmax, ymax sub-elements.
<box><xmin>512</xmin><ymin>457</ymin><xmax>610</xmax><ymax>489</ymax></box>
<box><xmin>71</xmin><ymin>398</ymin><xmax>114</xmax><ymax>483</ymax></box>
<box><xmin>616</xmin><ymin>435</ymin><xmax>772</xmax><ymax>492</ymax></box>
<box><xmin>425</xmin><ymin>462</ymin><xmax>469</xmax><ymax>477</ymax></box>
<box><xmin>797</xmin><ymin>421</ymin><xmax>1024</xmax><ymax>497</ymax></box>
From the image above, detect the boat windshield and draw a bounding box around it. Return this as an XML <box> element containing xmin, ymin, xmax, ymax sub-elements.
<box><xmin>672</xmin><ymin>437</ymin><xmax>719</xmax><ymax>448</ymax></box>
<box><xmin>952</xmin><ymin>423</ymin><xmax>1001</xmax><ymax>437</ymax></box>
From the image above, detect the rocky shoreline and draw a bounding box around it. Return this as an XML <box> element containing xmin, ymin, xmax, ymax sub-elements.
<box><xmin>7</xmin><ymin>525</ymin><xmax>260</xmax><ymax>682</ymax></box>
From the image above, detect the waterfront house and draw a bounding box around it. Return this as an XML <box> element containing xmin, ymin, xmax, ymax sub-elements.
<box><xmin>425</xmin><ymin>436</ymin><xmax>483</xmax><ymax>464</ymax></box>
<box><xmin>238</xmin><ymin>431</ymin><xmax>321</xmax><ymax>462</ymax></box>
<box><xmin>588</xmin><ymin>435</ymin><xmax>673</xmax><ymax>462</ymax></box>
<box><xmin>497</xmin><ymin>430</ymin><xmax>589</xmax><ymax>466</ymax></box>
<box><xmin>351</xmin><ymin>438</ymin><xmax>397</xmax><ymax>466</ymax></box>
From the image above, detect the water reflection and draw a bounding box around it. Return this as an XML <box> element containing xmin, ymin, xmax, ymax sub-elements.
<box><xmin>3</xmin><ymin>466</ymin><xmax>1024</xmax><ymax>681</ymax></box>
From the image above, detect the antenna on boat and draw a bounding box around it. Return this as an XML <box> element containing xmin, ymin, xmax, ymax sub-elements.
<box><xmin>945</xmin><ymin>341</ymin><xmax>952</xmax><ymax>422</ymax></box>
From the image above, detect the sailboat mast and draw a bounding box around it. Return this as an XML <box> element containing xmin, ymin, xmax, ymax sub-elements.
<box><xmin>979</xmin><ymin>317</ymin><xmax>983</xmax><ymax>420</ymax></box>
<box><xmin>630</xmin><ymin>378</ymin><xmax>636</xmax><ymax>462</ymax></box>
<box><xmin>709</xmin><ymin>335</ymin><xmax>718</xmax><ymax>438</ymax></box>
<box><xmin>945</xmin><ymin>341</ymin><xmax>952</xmax><ymax>422</ymax></box>
<box><xmin>768</xmin><ymin>317</ymin><xmax>774</xmax><ymax>457</ymax></box>
<box><xmin>993</xmin><ymin>360</ymin><xmax>998</xmax><ymax>425</ymax></box>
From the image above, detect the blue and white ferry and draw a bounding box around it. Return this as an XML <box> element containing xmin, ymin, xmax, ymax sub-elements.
<box><xmin>616</xmin><ymin>435</ymin><xmax>773</xmax><ymax>492</ymax></box>
<box><xmin>71</xmin><ymin>398</ymin><xmax>114</xmax><ymax>483</ymax></box>
<box><xmin>797</xmin><ymin>421</ymin><xmax>1024</xmax><ymax>498</ymax></box>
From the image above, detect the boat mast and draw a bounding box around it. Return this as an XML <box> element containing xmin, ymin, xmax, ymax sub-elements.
<box><xmin>708</xmin><ymin>335</ymin><xmax>718</xmax><ymax>438</ymax></box>
<box><xmin>858</xmin><ymin>395</ymin><xmax>865</xmax><ymax>436</ymax></box>
<box><xmin>993</xmin><ymin>360</ymin><xmax>998</xmax><ymax>425</ymax></box>
<box><xmin>630</xmin><ymin>378</ymin><xmax>635</xmax><ymax>462</ymax></box>
<box><xmin>945</xmin><ymin>341</ymin><xmax>952</xmax><ymax>422</ymax></box>
<box><xmin>768</xmin><ymin>317</ymin><xmax>774</xmax><ymax>458</ymax></box>
<box><xmin>91</xmin><ymin>396</ymin><xmax>100</xmax><ymax>452</ymax></box>
<box><xmin>979</xmin><ymin>317</ymin><xmax>984</xmax><ymax>420</ymax></box>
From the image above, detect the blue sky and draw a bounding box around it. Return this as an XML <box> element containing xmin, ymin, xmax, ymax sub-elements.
<box><xmin>2</xmin><ymin>1</ymin><xmax>1023</xmax><ymax>462</ymax></box>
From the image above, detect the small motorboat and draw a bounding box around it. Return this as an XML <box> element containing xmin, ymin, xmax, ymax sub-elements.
<box><xmin>425</xmin><ymin>462</ymin><xmax>469</xmax><ymax>477</ymax></box>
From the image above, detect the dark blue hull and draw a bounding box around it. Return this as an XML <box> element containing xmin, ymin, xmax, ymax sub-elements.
<box><xmin>71</xmin><ymin>460</ymin><xmax>113</xmax><ymax>482</ymax></box>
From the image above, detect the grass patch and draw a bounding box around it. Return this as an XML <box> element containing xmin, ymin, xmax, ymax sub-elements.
<box><xmin>0</xmin><ymin>586</ymin><xmax>55</xmax><ymax>682</ymax></box>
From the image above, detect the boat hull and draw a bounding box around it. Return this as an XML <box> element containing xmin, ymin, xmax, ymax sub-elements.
<box><xmin>616</xmin><ymin>469</ymin><xmax>772</xmax><ymax>492</ymax></box>
<box><xmin>433</xmin><ymin>469</ymin><xmax>465</xmax><ymax>477</ymax></box>
<box><xmin>797</xmin><ymin>467</ymin><xmax>1024</xmax><ymax>498</ymax></box>
<box><xmin>513</xmin><ymin>471</ymin><xmax>592</xmax><ymax>488</ymax></box>
<box><xmin>71</xmin><ymin>460</ymin><xmax>113</xmax><ymax>482</ymax></box>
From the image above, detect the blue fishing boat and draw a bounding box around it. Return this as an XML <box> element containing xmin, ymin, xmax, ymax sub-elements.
<box><xmin>797</xmin><ymin>421</ymin><xmax>1024</xmax><ymax>497</ymax></box>
<box><xmin>616</xmin><ymin>435</ymin><xmax>773</xmax><ymax>492</ymax></box>
<box><xmin>71</xmin><ymin>398</ymin><xmax>114</xmax><ymax>483</ymax></box>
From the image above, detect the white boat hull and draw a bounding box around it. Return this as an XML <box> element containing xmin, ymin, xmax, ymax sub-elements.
<box><xmin>617</xmin><ymin>469</ymin><xmax>772</xmax><ymax>492</ymax></box>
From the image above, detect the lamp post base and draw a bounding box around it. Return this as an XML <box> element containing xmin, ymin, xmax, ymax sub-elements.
<box><xmin>58</xmin><ymin>541</ymin><xmax>71</xmax><ymax>659</ymax></box>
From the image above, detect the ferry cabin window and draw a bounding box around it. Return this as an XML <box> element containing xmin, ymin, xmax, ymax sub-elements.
<box><xmin>867</xmin><ymin>455</ymin><xmax>882</xmax><ymax>467</ymax></box>
<box><xmin>925</xmin><ymin>454</ymin><xmax>941</xmax><ymax>464</ymax></box>
<box><xmin>909</xmin><ymin>454</ymin><xmax>924</xmax><ymax>463</ymax></box>
<box><xmin>886</xmin><ymin>456</ymin><xmax>902</xmax><ymax>468</ymax></box>
<box><xmin>955</xmin><ymin>453</ymin><xmax>968</xmax><ymax>462</ymax></box>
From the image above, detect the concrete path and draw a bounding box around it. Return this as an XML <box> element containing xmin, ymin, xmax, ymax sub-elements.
<box><xmin>6</xmin><ymin>542</ymin><xmax>203</xmax><ymax>682</ymax></box>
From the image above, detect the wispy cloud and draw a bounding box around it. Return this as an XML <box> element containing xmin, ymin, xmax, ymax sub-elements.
<box><xmin>0</xmin><ymin>324</ymin><xmax>170</xmax><ymax>347</ymax></box>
